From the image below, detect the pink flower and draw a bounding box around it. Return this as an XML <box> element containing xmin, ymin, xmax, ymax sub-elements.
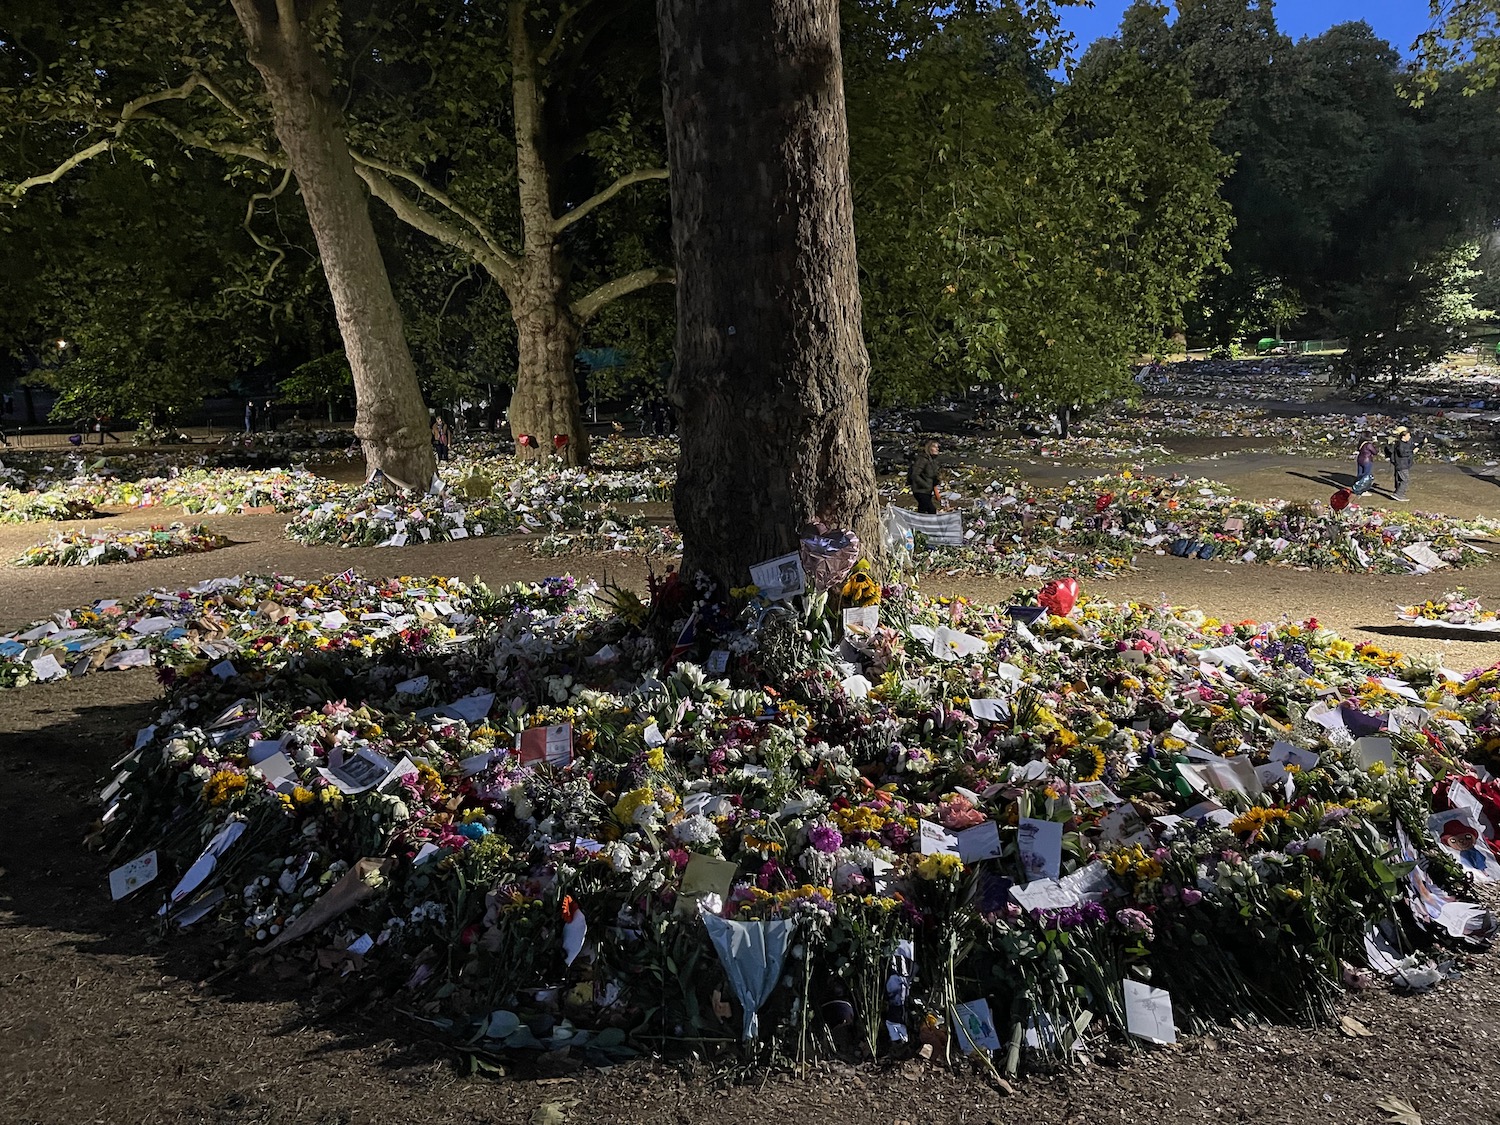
<box><xmin>808</xmin><ymin>823</ymin><xmax>843</xmax><ymax>853</ymax></box>
<box><xmin>1180</xmin><ymin>887</ymin><xmax>1203</xmax><ymax>906</ymax></box>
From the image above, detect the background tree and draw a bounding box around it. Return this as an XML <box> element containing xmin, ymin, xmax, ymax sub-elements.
<box><xmin>658</xmin><ymin>0</ymin><xmax>882</xmax><ymax>587</ymax></box>
<box><xmin>845</xmin><ymin>1</ymin><xmax>1229</xmax><ymax>416</ymax></box>
<box><xmin>1112</xmin><ymin>0</ymin><xmax>1500</xmax><ymax>358</ymax></box>
<box><xmin>1</xmin><ymin>0</ymin><xmax>673</xmax><ymax>466</ymax></box>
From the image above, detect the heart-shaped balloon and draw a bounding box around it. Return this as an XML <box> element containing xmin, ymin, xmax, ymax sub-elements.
<box><xmin>1037</xmin><ymin>577</ymin><xmax>1079</xmax><ymax>617</ymax></box>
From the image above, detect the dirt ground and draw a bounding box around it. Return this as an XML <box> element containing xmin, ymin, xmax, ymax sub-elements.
<box><xmin>4</xmin><ymin>450</ymin><xmax>1500</xmax><ymax>1124</ymax></box>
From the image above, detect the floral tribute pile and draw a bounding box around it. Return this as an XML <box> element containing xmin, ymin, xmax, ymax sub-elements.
<box><xmin>284</xmin><ymin>454</ymin><xmax>676</xmax><ymax>555</ymax></box>
<box><xmin>13</xmin><ymin>522</ymin><xmax>231</xmax><ymax>567</ymax></box>
<box><xmin>0</xmin><ymin>462</ymin><xmax>341</xmax><ymax>521</ymax></box>
<box><xmin>907</xmin><ymin>473</ymin><xmax>1496</xmax><ymax>579</ymax></box>
<box><xmin>0</xmin><ymin>573</ymin><xmax>477</xmax><ymax>689</ymax></box>
<box><xmin>69</xmin><ymin>563</ymin><xmax>1500</xmax><ymax>1072</ymax></box>
<box><xmin>1397</xmin><ymin>591</ymin><xmax>1500</xmax><ymax>633</ymax></box>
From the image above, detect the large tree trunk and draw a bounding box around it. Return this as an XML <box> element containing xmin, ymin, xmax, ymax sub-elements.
<box><xmin>657</xmin><ymin>0</ymin><xmax>882</xmax><ymax>588</ymax></box>
<box><xmin>230</xmin><ymin>0</ymin><xmax>435</xmax><ymax>490</ymax></box>
<box><xmin>508</xmin><ymin>270</ymin><xmax>588</xmax><ymax>466</ymax></box>
<box><xmin>509</xmin><ymin>3</ymin><xmax>589</xmax><ymax>467</ymax></box>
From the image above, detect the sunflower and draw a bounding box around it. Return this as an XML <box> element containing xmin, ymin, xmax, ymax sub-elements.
<box><xmin>1071</xmin><ymin>743</ymin><xmax>1106</xmax><ymax>782</ymax></box>
<box><xmin>841</xmin><ymin>559</ymin><xmax>881</xmax><ymax>607</ymax></box>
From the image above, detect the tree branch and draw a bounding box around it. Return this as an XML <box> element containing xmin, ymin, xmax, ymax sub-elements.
<box><xmin>349</xmin><ymin>152</ymin><xmax>517</xmax><ymax>273</ymax></box>
<box><xmin>538</xmin><ymin>0</ymin><xmax>584</xmax><ymax>67</ymax></box>
<box><xmin>570</xmin><ymin>266</ymin><xmax>674</xmax><ymax>323</ymax></box>
<box><xmin>227</xmin><ymin>167</ymin><xmax>294</xmax><ymax>299</ymax></box>
<box><xmin>354</xmin><ymin>164</ymin><xmax>518</xmax><ymax>290</ymax></box>
<box><xmin>6</xmin><ymin>73</ymin><xmax>273</xmax><ymax>200</ymax></box>
<box><xmin>552</xmin><ymin>167</ymin><xmax>669</xmax><ymax>234</ymax></box>
<box><xmin>8</xmin><ymin>140</ymin><xmax>112</xmax><ymax>196</ymax></box>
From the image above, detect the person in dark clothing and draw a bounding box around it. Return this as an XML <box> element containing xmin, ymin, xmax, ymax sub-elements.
<box><xmin>907</xmin><ymin>439</ymin><xmax>942</xmax><ymax>514</ymax></box>
<box><xmin>1352</xmin><ymin>437</ymin><xmax>1377</xmax><ymax>495</ymax></box>
<box><xmin>1385</xmin><ymin>427</ymin><xmax>1416</xmax><ymax>501</ymax></box>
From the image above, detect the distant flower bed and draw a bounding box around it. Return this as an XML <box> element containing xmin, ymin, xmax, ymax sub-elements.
<box><xmin>13</xmin><ymin>522</ymin><xmax>231</xmax><ymax>567</ymax></box>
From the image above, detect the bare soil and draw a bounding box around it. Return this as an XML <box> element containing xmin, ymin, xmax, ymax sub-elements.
<box><xmin>3</xmin><ymin>450</ymin><xmax>1500</xmax><ymax>1124</ymax></box>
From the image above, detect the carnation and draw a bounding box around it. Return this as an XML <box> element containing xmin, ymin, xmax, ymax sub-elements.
<box><xmin>807</xmin><ymin>821</ymin><xmax>843</xmax><ymax>853</ymax></box>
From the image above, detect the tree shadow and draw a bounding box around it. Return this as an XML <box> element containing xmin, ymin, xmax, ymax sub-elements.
<box><xmin>0</xmin><ymin>676</ymin><xmax>474</xmax><ymax>1076</ymax></box>
<box><xmin>1285</xmin><ymin>469</ymin><xmax>1367</xmax><ymax>492</ymax></box>
<box><xmin>1361</xmin><ymin>624</ymin><xmax>1500</xmax><ymax>644</ymax></box>
<box><xmin>1457</xmin><ymin>465</ymin><xmax>1500</xmax><ymax>492</ymax></box>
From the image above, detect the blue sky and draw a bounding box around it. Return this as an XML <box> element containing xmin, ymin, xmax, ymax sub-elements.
<box><xmin>1055</xmin><ymin>1</ymin><xmax>1433</xmax><ymax>64</ymax></box>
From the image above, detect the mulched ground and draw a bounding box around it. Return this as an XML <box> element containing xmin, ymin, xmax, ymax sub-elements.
<box><xmin>4</xmin><ymin>448</ymin><xmax>1500</xmax><ymax>1124</ymax></box>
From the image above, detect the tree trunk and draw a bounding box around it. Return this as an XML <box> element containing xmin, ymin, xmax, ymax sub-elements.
<box><xmin>657</xmin><ymin>0</ymin><xmax>882</xmax><ymax>588</ymax></box>
<box><xmin>229</xmin><ymin>0</ymin><xmax>434</xmax><ymax>490</ymax></box>
<box><xmin>508</xmin><ymin>271</ymin><xmax>589</xmax><ymax>466</ymax></box>
<box><xmin>509</xmin><ymin>3</ymin><xmax>589</xmax><ymax>467</ymax></box>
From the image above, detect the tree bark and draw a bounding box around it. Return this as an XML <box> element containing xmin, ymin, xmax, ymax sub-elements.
<box><xmin>657</xmin><ymin>0</ymin><xmax>882</xmax><ymax>588</ymax></box>
<box><xmin>508</xmin><ymin>271</ymin><xmax>588</xmax><ymax>466</ymax></box>
<box><xmin>506</xmin><ymin>3</ymin><xmax>589</xmax><ymax>467</ymax></box>
<box><xmin>229</xmin><ymin>0</ymin><xmax>435</xmax><ymax>490</ymax></box>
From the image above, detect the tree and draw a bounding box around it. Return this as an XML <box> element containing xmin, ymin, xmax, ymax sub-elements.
<box><xmin>1</xmin><ymin>0</ymin><xmax>672</xmax><ymax>466</ymax></box>
<box><xmin>226</xmin><ymin>0</ymin><xmax>434</xmax><ymax>487</ymax></box>
<box><xmin>844</xmin><ymin>1</ymin><xmax>1229</xmax><ymax>411</ymax></box>
<box><xmin>658</xmin><ymin>0</ymin><xmax>881</xmax><ymax>587</ymax></box>
<box><xmin>0</xmin><ymin>122</ymin><xmax>335</xmax><ymax>425</ymax></box>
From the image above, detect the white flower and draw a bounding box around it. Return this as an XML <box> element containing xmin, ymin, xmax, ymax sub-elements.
<box><xmin>671</xmin><ymin>815</ymin><xmax>719</xmax><ymax>846</ymax></box>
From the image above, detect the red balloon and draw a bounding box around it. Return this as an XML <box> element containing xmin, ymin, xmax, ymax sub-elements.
<box><xmin>1038</xmin><ymin>577</ymin><xmax>1079</xmax><ymax>617</ymax></box>
<box><xmin>517</xmin><ymin>433</ymin><xmax>535</xmax><ymax>448</ymax></box>
<box><xmin>553</xmin><ymin>433</ymin><xmax>570</xmax><ymax>449</ymax></box>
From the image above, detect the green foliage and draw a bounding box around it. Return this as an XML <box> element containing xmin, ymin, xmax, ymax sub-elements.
<box><xmin>1114</xmin><ymin>1</ymin><xmax>1500</xmax><ymax>349</ymax></box>
<box><xmin>846</xmin><ymin>0</ymin><xmax>1230</xmax><ymax>409</ymax></box>
<box><xmin>1334</xmin><ymin>242</ymin><xmax>1492</xmax><ymax>390</ymax></box>
<box><xmin>0</xmin><ymin>0</ymin><xmax>672</xmax><ymax>419</ymax></box>
<box><xmin>279</xmin><ymin>352</ymin><xmax>354</xmax><ymax>414</ymax></box>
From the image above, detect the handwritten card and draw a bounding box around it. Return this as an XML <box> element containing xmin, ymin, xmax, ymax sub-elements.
<box><xmin>109</xmin><ymin>851</ymin><xmax>159</xmax><ymax>900</ymax></box>
<box><xmin>1124</xmin><ymin>979</ymin><xmax>1177</xmax><ymax>1044</ymax></box>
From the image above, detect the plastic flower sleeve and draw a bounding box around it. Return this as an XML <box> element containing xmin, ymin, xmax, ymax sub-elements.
<box><xmin>701</xmin><ymin>913</ymin><xmax>794</xmax><ymax>1041</ymax></box>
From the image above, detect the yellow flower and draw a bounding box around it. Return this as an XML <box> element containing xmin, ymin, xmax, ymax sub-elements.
<box><xmin>832</xmin><ymin>806</ymin><xmax>884</xmax><ymax>833</ymax></box>
<box><xmin>203</xmin><ymin>770</ymin><xmax>248</xmax><ymax>807</ymax></box>
<box><xmin>1229</xmin><ymin>806</ymin><xmax>1288</xmax><ymax>835</ymax></box>
<box><xmin>645</xmin><ymin>746</ymin><xmax>666</xmax><ymax>772</ymax></box>
<box><xmin>290</xmin><ymin>785</ymin><xmax>316</xmax><ymax>809</ymax></box>
<box><xmin>1071</xmin><ymin>744</ymin><xmax>1106</xmax><ymax>782</ymax></box>
<box><xmin>915</xmin><ymin>853</ymin><xmax>964</xmax><ymax>880</ymax></box>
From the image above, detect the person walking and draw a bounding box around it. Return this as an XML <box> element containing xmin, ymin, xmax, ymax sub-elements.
<box><xmin>431</xmin><ymin>414</ymin><xmax>451</xmax><ymax>462</ymax></box>
<box><xmin>907</xmin><ymin>438</ymin><xmax>942</xmax><ymax>514</ymax></box>
<box><xmin>1352</xmin><ymin>436</ymin><xmax>1377</xmax><ymax>495</ymax></box>
<box><xmin>1384</xmin><ymin>426</ymin><xmax>1416</xmax><ymax>502</ymax></box>
<box><xmin>244</xmin><ymin>399</ymin><xmax>255</xmax><ymax>434</ymax></box>
<box><xmin>94</xmin><ymin>413</ymin><xmax>120</xmax><ymax>444</ymax></box>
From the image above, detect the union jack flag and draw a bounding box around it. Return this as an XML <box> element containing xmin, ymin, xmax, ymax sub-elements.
<box><xmin>336</xmin><ymin>568</ymin><xmax>357</xmax><ymax>584</ymax></box>
<box><xmin>663</xmin><ymin>610</ymin><xmax>699</xmax><ymax>672</ymax></box>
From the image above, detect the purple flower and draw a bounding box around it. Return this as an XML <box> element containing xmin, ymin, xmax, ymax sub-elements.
<box><xmin>808</xmin><ymin>823</ymin><xmax>843</xmax><ymax>854</ymax></box>
<box><xmin>1180</xmin><ymin>887</ymin><xmax>1203</xmax><ymax>906</ymax></box>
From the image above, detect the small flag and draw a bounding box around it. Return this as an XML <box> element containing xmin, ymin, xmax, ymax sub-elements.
<box><xmin>336</xmin><ymin>568</ymin><xmax>357</xmax><ymax>584</ymax></box>
<box><xmin>663</xmin><ymin>610</ymin><xmax>700</xmax><ymax>672</ymax></box>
